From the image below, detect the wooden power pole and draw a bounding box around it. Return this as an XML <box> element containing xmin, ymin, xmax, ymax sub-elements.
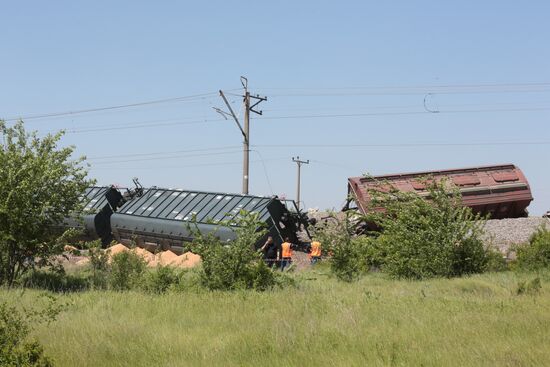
<box><xmin>218</xmin><ymin>76</ymin><xmax>266</xmax><ymax>195</ymax></box>
<box><xmin>292</xmin><ymin>156</ymin><xmax>309</xmax><ymax>210</ymax></box>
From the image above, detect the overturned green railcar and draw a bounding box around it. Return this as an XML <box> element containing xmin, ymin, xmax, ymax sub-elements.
<box><xmin>70</xmin><ymin>183</ymin><xmax>310</xmax><ymax>253</ymax></box>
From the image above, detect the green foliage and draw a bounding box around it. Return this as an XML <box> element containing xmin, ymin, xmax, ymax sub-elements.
<box><xmin>312</xmin><ymin>212</ymin><xmax>366</xmax><ymax>282</ymax></box>
<box><xmin>142</xmin><ymin>265</ymin><xmax>185</xmax><ymax>294</ymax></box>
<box><xmin>354</xmin><ymin>235</ymin><xmax>387</xmax><ymax>271</ymax></box>
<box><xmin>484</xmin><ymin>248</ymin><xmax>508</xmax><ymax>272</ymax></box>
<box><xmin>109</xmin><ymin>251</ymin><xmax>147</xmax><ymax>291</ymax></box>
<box><xmin>366</xmin><ymin>178</ymin><xmax>488</xmax><ymax>279</ymax></box>
<box><xmin>190</xmin><ymin>210</ymin><xmax>276</xmax><ymax>291</ymax></box>
<box><xmin>19</xmin><ymin>270</ymin><xmax>88</xmax><ymax>293</ymax></box>
<box><xmin>0</xmin><ymin>120</ymin><xmax>93</xmax><ymax>286</ymax></box>
<box><xmin>0</xmin><ymin>295</ymin><xmax>66</xmax><ymax>366</ymax></box>
<box><xmin>515</xmin><ymin>226</ymin><xmax>550</xmax><ymax>271</ymax></box>
<box><xmin>249</xmin><ymin>260</ymin><xmax>277</xmax><ymax>291</ymax></box>
<box><xmin>85</xmin><ymin>240</ymin><xmax>109</xmax><ymax>289</ymax></box>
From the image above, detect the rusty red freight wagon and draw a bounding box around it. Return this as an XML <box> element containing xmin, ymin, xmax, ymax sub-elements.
<box><xmin>345</xmin><ymin>164</ymin><xmax>533</xmax><ymax>219</ymax></box>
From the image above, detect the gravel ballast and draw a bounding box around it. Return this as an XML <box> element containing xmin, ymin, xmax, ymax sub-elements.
<box><xmin>482</xmin><ymin>217</ymin><xmax>550</xmax><ymax>254</ymax></box>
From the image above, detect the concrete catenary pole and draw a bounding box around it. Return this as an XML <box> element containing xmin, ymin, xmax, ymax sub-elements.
<box><xmin>243</xmin><ymin>90</ymin><xmax>250</xmax><ymax>194</ymax></box>
<box><xmin>218</xmin><ymin>77</ymin><xmax>266</xmax><ymax>195</ymax></box>
<box><xmin>292</xmin><ymin>156</ymin><xmax>309</xmax><ymax>210</ymax></box>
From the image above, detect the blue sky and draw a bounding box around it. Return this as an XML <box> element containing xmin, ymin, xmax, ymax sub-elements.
<box><xmin>1</xmin><ymin>1</ymin><xmax>549</xmax><ymax>214</ymax></box>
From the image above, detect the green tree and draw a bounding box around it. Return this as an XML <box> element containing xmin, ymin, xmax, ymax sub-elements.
<box><xmin>0</xmin><ymin>120</ymin><xmax>93</xmax><ymax>286</ymax></box>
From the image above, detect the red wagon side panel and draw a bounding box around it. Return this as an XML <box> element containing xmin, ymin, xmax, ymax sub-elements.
<box><xmin>348</xmin><ymin>164</ymin><xmax>533</xmax><ymax>219</ymax></box>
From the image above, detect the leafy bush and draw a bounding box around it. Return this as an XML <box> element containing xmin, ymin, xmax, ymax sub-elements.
<box><xmin>312</xmin><ymin>212</ymin><xmax>366</xmax><ymax>282</ymax></box>
<box><xmin>191</xmin><ymin>210</ymin><xmax>277</xmax><ymax>291</ymax></box>
<box><xmin>354</xmin><ymin>235</ymin><xmax>386</xmax><ymax>271</ymax></box>
<box><xmin>484</xmin><ymin>248</ymin><xmax>508</xmax><ymax>272</ymax></box>
<box><xmin>142</xmin><ymin>266</ymin><xmax>185</xmax><ymax>294</ymax></box>
<box><xmin>515</xmin><ymin>226</ymin><xmax>550</xmax><ymax>271</ymax></box>
<box><xmin>109</xmin><ymin>251</ymin><xmax>147</xmax><ymax>291</ymax></box>
<box><xmin>366</xmin><ymin>179</ymin><xmax>488</xmax><ymax>279</ymax></box>
<box><xmin>249</xmin><ymin>260</ymin><xmax>277</xmax><ymax>291</ymax></box>
<box><xmin>0</xmin><ymin>295</ymin><xmax>66</xmax><ymax>366</ymax></box>
<box><xmin>86</xmin><ymin>240</ymin><xmax>110</xmax><ymax>289</ymax></box>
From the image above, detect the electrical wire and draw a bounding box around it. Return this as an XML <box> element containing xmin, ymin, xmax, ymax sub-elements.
<box><xmin>250</xmin><ymin>150</ymin><xmax>275</xmax><ymax>195</ymax></box>
<box><xmin>88</xmin><ymin>145</ymin><xmax>242</xmax><ymax>160</ymax></box>
<box><xmin>64</xmin><ymin>118</ymin><xmax>226</xmax><ymax>133</ymax></box>
<box><xmin>258</xmin><ymin>82</ymin><xmax>550</xmax><ymax>97</ymax></box>
<box><xmin>28</xmin><ymin>104</ymin><xmax>549</xmax><ymax>135</ymax></box>
<box><xmin>254</xmin><ymin>141</ymin><xmax>550</xmax><ymax>148</ymax></box>
<box><xmin>253</xmin><ymin>106</ymin><xmax>550</xmax><ymax>122</ymax></box>
<box><xmin>7</xmin><ymin>82</ymin><xmax>548</xmax><ymax>123</ymax></box>
<box><xmin>78</xmin><ymin>140</ymin><xmax>550</xmax><ymax>166</ymax></box>
<box><xmin>90</xmin><ymin>150</ymin><xmax>244</xmax><ymax>165</ymax></box>
<box><xmin>90</xmin><ymin>157</ymin><xmax>287</xmax><ymax>170</ymax></box>
<box><xmin>3</xmin><ymin>91</ymin><xmax>225</xmax><ymax>122</ymax></box>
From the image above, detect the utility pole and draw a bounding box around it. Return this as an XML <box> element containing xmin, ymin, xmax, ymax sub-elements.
<box><xmin>243</xmin><ymin>86</ymin><xmax>250</xmax><ymax>195</ymax></box>
<box><xmin>217</xmin><ymin>76</ymin><xmax>267</xmax><ymax>195</ymax></box>
<box><xmin>292</xmin><ymin>156</ymin><xmax>309</xmax><ymax>210</ymax></box>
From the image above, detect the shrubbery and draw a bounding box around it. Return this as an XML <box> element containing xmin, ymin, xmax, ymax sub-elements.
<box><xmin>312</xmin><ymin>213</ymin><xmax>365</xmax><ymax>282</ymax></box>
<box><xmin>142</xmin><ymin>265</ymin><xmax>187</xmax><ymax>294</ymax></box>
<box><xmin>316</xmin><ymin>179</ymin><xmax>492</xmax><ymax>280</ymax></box>
<box><xmin>367</xmin><ymin>179</ymin><xmax>488</xmax><ymax>279</ymax></box>
<box><xmin>190</xmin><ymin>211</ymin><xmax>278</xmax><ymax>291</ymax></box>
<box><xmin>0</xmin><ymin>296</ymin><xmax>66</xmax><ymax>366</ymax></box>
<box><xmin>515</xmin><ymin>226</ymin><xmax>550</xmax><ymax>271</ymax></box>
<box><xmin>484</xmin><ymin>247</ymin><xmax>508</xmax><ymax>272</ymax></box>
<box><xmin>109</xmin><ymin>251</ymin><xmax>147</xmax><ymax>291</ymax></box>
<box><xmin>16</xmin><ymin>210</ymin><xmax>282</xmax><ymax>293</ymax></box>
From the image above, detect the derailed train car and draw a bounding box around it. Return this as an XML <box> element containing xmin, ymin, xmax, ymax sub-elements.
<box><xmin>68</xmin><ymin>181</ymin><xmax>310</xmax><ymax>253</ymax></box>
<box><xmin>345</xmin><ymin>163</ymin><xmax>533</xmax><ymax>219</ymax></box>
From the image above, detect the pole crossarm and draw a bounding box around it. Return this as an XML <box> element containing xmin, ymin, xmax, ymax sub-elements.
<box><xmin>249</xmin><ymin>95</ymin><xmax>267</xmax><ymax>115</ymax></box>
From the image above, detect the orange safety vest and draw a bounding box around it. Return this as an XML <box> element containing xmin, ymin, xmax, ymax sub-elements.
<box><xmin>310</xmin><ymin>241</ymin><xmax>321</xmax><ymax>257</ymax></box>
<box><xmin>281</xmin><ymin>242</ymin><xmax>292</xmax><ymax>258</ymax></box>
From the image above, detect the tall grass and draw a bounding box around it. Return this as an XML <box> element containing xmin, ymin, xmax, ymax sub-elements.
<box><xmin>2</xmin><ymin>271</ymin><xmax>550</xmax><ymax>366</ymax></box>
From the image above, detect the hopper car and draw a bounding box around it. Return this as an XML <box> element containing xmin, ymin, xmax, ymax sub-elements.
<box><xmin>344</xmin><ymin>163</ymin><xmax>533</xmax><ymax>219</ymax></box>
<box><xmin>65</xmin><ymin>179</ymin><xmax>311</xmax><ymax>253</ymax></box>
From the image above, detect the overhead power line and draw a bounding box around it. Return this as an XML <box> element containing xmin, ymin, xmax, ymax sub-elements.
<box><xmin>32</xmin><ymin>105</ymin><xmax>550</xmax><ymax>135</ymax></box>
<box><xmin>90</xmin><ymin>157</ymin><xmax>287</xmax><ymax>170</ymax></box>
<box><xmin>79</xmin><ymin>140</ymin><xmax>550</xmax><ymax>165</ymax></box>
<box><xmin>65</xmin><ymin>118</ymin><xmax>225</xmax><ymax>133</ymax></box>
<box><xmin>3</xmin><ymin>91</ymin><xmax>222</xmax><ymax>122</ymax></box>
<box><xmin>90</xmin><ymin>149</ymin><xmax>244</xmax><ymax>165</ymax></box>
<box><xmin>88</xmin><ymin>145</ymin><xmax>242</xmax><ymax>160</ymax></box>
<box><xmin>259</xmin><ymin>82</ymin><xmax>550</xmax><ymax>96</ymax></box>
<box><xmin>254</xmin><ymin>141</ymin><xmax>550</xmax><ymax>148</ymax></box>
<box><xmin>254</xmin><ymin>106</ymin><xmax>550</xmax><ymax>121</ymax></box>
<box><xmin>4</xmin><ymin>82</ymin><xmax>548</xmax><ymax>122</ymax></box>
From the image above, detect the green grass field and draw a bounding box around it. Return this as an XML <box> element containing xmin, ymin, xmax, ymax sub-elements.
<box><xmin>3</xmin><ymin>269</ymin><xmax>550</xmax><ymax>367</ymax></box>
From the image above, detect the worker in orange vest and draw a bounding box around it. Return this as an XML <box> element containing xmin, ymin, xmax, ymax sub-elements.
<box><xmin>280</xmin><ymin>237</ymin><xmax>293</xmax><ymax>271</ymax></box>
<box><xmin>309</xmin><ymin>238</ymin><xmax>322</xmax><ymax>265</ymax></box>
